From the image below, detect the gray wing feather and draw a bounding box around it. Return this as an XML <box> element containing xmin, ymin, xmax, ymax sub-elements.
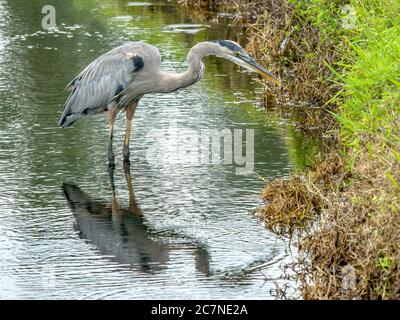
<box><xmin>58</xmin><ymin>41</ymin><xmax>150</xmax><ymax>127</ymax></box>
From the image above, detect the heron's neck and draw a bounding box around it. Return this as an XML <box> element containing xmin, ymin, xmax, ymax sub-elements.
<box><xmin>156</xmin><ymin>42</ymin><xmax>215</xmax><ymax>93</ymax></box>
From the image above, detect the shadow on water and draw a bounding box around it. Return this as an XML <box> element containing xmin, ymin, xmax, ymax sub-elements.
<box><xmin>62</xmin><ymin>162</ymin><xmax>210</xmax><ymax>276</ymax></box>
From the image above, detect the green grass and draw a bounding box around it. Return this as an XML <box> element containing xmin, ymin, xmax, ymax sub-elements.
<box><xmin>284</xmin><ymin>0</ymin><xmax>400</xmax><ymax>299</ymax></box>
<box><xmin>340</xmin><ymin>5</ymin><xmax>400</xmax><ymax>147</ymax></box>
<box><xmin>291</xmin><ymin>0</ymin><xmax>400</xmax><ymax>169</ymax></box>
<box><xmin>289</xmin><ymin>0</ymin><xmax>348</xmax><ymax>41</ymax></box>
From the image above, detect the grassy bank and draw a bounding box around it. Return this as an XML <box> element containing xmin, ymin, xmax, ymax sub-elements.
<box><xmin>288</xmin><ymin>0</ymin><xmax>400</xmax><ymax>299</ymax></box>
<box><xmin>181</xmin><ymin>0</ymin><xmax>400</xmax><ymax>299</ymax></box>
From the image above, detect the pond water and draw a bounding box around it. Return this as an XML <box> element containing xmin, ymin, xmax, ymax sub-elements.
<box><xmin>0</xmin><ymin>0</ymin><xmax>310</xmax><ymax>299</ymax></box>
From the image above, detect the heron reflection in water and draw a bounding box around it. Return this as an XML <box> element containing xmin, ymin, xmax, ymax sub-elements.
<box><xmin>62</xmin><ymin>163</ymin><xmax>210</xmax><ymax>275</ymax></box>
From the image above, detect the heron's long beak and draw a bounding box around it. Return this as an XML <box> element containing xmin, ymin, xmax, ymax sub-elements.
<box><xmin>228</xmin><ymin>53</ymin><xmax>281</xmax><ymax>85</ymax></box>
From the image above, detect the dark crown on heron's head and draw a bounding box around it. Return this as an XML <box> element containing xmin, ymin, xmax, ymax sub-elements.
<box><xmin>209</xmin><ymin>40</ymin><xmax>245</xmax><ymax>53</ymax></box>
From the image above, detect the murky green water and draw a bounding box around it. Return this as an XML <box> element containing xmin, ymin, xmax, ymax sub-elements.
<box><xmin>0</xmin><ymin>0</ymin><xmax>309</xmax><ymax>299</ymax></box>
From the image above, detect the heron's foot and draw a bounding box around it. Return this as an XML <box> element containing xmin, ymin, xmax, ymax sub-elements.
<box><xmin>123</xmin><ymin>153</ymin><xmax>130</xmax><ymax>163</ymax></box>
<box><xmin>123</xmin><ymin>147</ymin><xmax>130</xmax><ymax>163</ymax></box>
<box><xmin>108</xmin><ymin>154</ymin><xmax>115</xmax><ymax>168</ymax></box>
<box><xmin>123</xmin><ymin>159</ymin><xmax>131</xmax><ymax>173</ymax></box>
<box><xmin>107</xmin><ymin>164</ymin><xmax>116</xmax><ymax>191</ymax></box>
<box><xmin>108</xmin><ymin>161</ymin><xmax>115</xmax><ymax>169</ymax></box>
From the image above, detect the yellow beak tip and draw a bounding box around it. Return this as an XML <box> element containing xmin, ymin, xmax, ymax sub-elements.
<box><xmin>261</xmin><ymin>73</ymin><xmax>281</xmax><ymax>85</ymax></box>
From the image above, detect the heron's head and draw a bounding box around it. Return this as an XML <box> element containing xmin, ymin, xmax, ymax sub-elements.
<box><xmin>209</xmin><ymin>40</ymin><xmax>281</xmax><ymax>85</ymax></box>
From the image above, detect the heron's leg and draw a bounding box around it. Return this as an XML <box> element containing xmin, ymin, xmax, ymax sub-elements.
<box><xmin>123</xmin><ymin>102</ymin><xmax>138</xmax><ymax>162</ymax></box>
<box><xmin>107</xmin><ymin>106</ymin><xmax>119</xmax><ymax>167</ymax></box>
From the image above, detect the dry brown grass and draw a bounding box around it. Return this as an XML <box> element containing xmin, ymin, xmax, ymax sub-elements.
<box><xmin>243</xmin><ymin>1</ymin><xmax>339</xmax><ymax>102</ymax></box>
<box><xmin>258</xmin><ymin>151</ymin><xmax>348</xmax><ymax>236</ymax></box>
<box><xmin>259</xmin><ymin>148</ymin><xmax>400</xmax><ymax>299</ymax></box>
<box><xmin>305</xmin><ymin>151</ymin><xmax>399</xmax><ymax>299</ymax></box>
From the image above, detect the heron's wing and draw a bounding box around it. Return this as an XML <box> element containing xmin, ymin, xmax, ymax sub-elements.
<box><xmin>58</xmin><ymin>42</ymin><xmax>148</xmax><ymax>127</ymax></box>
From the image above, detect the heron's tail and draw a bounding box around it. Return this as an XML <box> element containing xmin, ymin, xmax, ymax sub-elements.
<box><xmin>58</xmin><ymin>110</ymin><xmax>80</xmax><ymax>128</ymax></box>
<box><xmin>58</xmin><ymin>90</ymin><xmax>106</xmax><ymax>127</ymax></box>
<box><xmin>57</xmin><ymin>91</ymin><xmax>83</xmax><ymax>128</ymax></box>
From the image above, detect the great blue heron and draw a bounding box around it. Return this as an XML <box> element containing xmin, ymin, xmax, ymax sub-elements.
<box><xmin>58</xmin><ymin>40</ymin><xmax>280</xmax><ymax>166</ymax></box>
